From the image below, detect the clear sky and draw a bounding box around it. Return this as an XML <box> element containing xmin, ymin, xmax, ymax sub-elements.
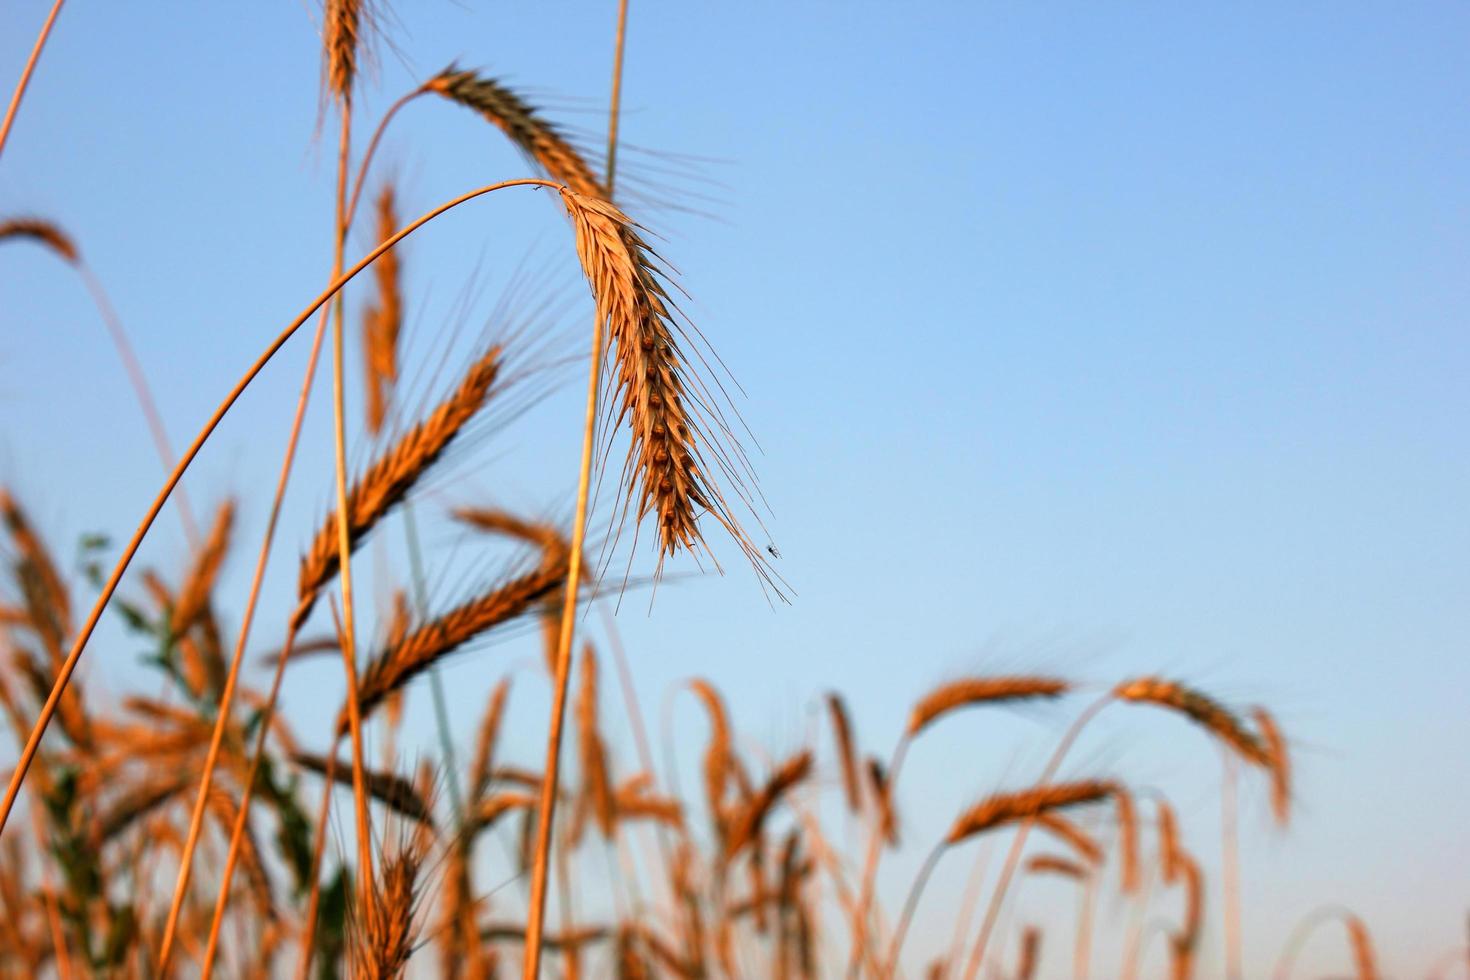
<box><xmin>2</xmin><ymin>2</ymin><xmax>1468</xmax><ymax>976</ymax></box>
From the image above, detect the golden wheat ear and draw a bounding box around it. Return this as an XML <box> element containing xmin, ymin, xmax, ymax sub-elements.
<box><xmin>946</xmin><ymin>780</ymin><xmax>1118</xmax><ymax>846</ymax></box>
<box><xmin>824</xmin><ymin>693</ymin><xmax>862</xmax><ymax>814</ymax></box>
<box><xmin>347</xmin><ymin>560</ymin><xmax>567</xmax><ymax>727</ymax></box>
<box><xmin>1034</xmin><ymin>812</ymin><xmax>1103</xmax><ymax>866</ymax></box>
<box><xmin>907</xmin><ymin>676</ymin><xmax>1071</xmax><ymax>737</ymax></box>
<box><xmin>350</xmin><ymin>830</ymin><xmax>429</xmax><ymax>980</ymax></box>
<box><xmin>558</xmin><ymin>188</ymin><xmax>778</xmax><ymax>584</ymax></box>
<box><xmin>429</xmin><ymin>67</ymin><xmax>778</xmax><ymax>588</ymax></box>
<box><xmin>0</xmin><ymin>217</ymin><xmax>78</xmax><ymax>262</ymax></box>
<box><xmin>1251</xmin><ymin>705</ymin><xmax>1292</xmax><ymax>825</ymax></box>
<box><xmin>294</xmin><ymin>345</ymin><xmax>504</xmax><ymax>629</ymax></box>
<box><xmin>1113</xmin><ymin>677</ymin><xmax>1271</xmax><ymax>769</ymax></box>
<box><xmin>723</xmin><ymin>751</ymin><xmax>812</xmax><ymax>862</ymax></box>
<box><xmin>361</xmin><ymin>183</ymin><xmax>403</xmax><ymax>436</ymax></box>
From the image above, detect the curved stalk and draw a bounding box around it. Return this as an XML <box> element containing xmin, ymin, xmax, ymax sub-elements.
<box><xmin>520</xmin><ymin>242</ymin><xmax>603</xmax><ymax>980</ymax></box>
<box><xmin>0</xmin><ymin>176</ymin><xmax>564</xmax><ymax>840</ymax></box>
<box><xmin>522</xmin><ymin>3</ymin><xmax>631</xmax><ymax>975</ymax></box>
<box><xmin>959</xmin><ymin>694</ymin><xmax>1112</xmax><ymax>980</ymax></box>
<box><xmin>942</xmin><ymin>840</ymin><xmax>994</xmax><ymax>980</ymax></box>
<box><xmin>76</xmin><ymin>264</ymin><xmax>199</xmax><ymax>544</ymax></box>
<box><xmin>850</xmin><ymin>735</ymin><xmax>909</xmax><ymax>977</ymax></box>
<box><xmin>0</xmin><ymin>0</ymin><xmax>65</xmax><ymax>161</ymax></box>
<box><xmin>881</xmin><ymin>841</ymin><xmax>943</xmax><ymax>976</ymax></box>
<box><xmin>296</xmin><ymin>745</ymin><xmax>342</xmax><ymax>980</ymax></box>
<box><xmin>1270</xmin><ymin>904</ymin><xmax>1365</xmax><ymax>980</ymax></box>
<box><xmin>193</xmin><ymin>86</ymin><xmax>427</xmax><ymax>976</ymax></box>
<box><xmin>1118</xmin><ymin>860</ymin><xmax>1157</xmax><ymax>980</ymax></box>
<box><xmin>1222</xmin><ymin>752</ymin><xmax>1242</xmax><ymax>980</ymax></box>
<box><xmin>1075</xmin><ymin>874</ymin><xmax>1095</xmax><ymax>979</ymax></box>
<box><xmin>327</xmin><ymin>93</ymin><xmax>376</xmax><ymax>923</ymax></box>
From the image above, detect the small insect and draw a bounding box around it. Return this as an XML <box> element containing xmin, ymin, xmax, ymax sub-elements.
<box><xmin>766</xmin><ymin>543</ymin><xmax>781</xmax><ymax>559</ymax></box>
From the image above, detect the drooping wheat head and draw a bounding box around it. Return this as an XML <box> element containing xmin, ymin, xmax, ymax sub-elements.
<box><xmin>907</xmin><ymin>676</ymin><xmax>1070</xmax><ymax>737</ymax></box>
<box><xmin>1252</xmin><ymin>706</ymin><xmax>1291</xmax><ymax>825</ymax></box>
<box><xmin>1113</xmin><ymin>677</ymin><xmax>1270</xmax><ymax>769</ymax></box>
<box><xmin>0</xmin><ymin>217</ymin><xmax>77</xmax><ymax>263</ymax></box>
<box><xmin>947</xmin><ymin>780</ymin><xmax>1117</xmax><ymax>846</ymax></box>
<box><xmin>1026</xmin><ymin>853</ymin><xmax>1089</xmax><ymax>880</ymax></box>
<box><xmin>1035</xmin><ymin>812</ymin><xmax>1103</xmax><ymax>866</ymax></box>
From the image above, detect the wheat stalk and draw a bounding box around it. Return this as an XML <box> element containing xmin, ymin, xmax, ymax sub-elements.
<box><xmin>0</xmin><ymin>0</ymin><xmax>66</xmax><ymax>160</ymax></box>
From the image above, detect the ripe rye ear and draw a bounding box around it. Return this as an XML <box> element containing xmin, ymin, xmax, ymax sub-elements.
<box><xmin>0</xmin><ymin>217</ymin><xmax>78</xmax><ymax>263</ymax></box>
<box><xmin>427</xmin><ymin>66</ymin><xmax>774</xmax><ymax>582</ymax></box>
<box><xmin>295</xmin><ymin>346</ymin><xmax>503</xmax><ymax>629</ymax></box>
<box><xmin>555</xmin><ymin>187</ymin><xmax>766</xmax><ymax>573</ymax></box>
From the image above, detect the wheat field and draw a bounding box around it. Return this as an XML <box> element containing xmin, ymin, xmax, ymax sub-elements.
<box><xmin>0</xmin><ymin>3</ymin><xmax>1465</xmax><ymax>978</ymax></box>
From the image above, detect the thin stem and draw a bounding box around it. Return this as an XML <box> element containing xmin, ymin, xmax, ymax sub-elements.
<box><xmin>1118</xmin><ymin>859</ymin><xmax>1157</xmax><ymax>980</ymax></box>
<box><xmin>960</xmin><ymin>694</ymin><xmax>1112</xmax><ymax>980</ymax></box>
<box><xmin>77</xmin><ymin>264</ymin><xmax>199</xmax><ymax>544</ymax></box>
<box><xmin>881</xmin><ymin>842</ymin><xmax>944</xmax><ymax>976</ymax></box>
<box><xmin>522</xmin><ymin>5</ymin><xmax>631</xmax><ymax>975</ymax></box>
<box><xmin>157</xmin><ymin>102</ymin><xmax>366</xmax><ymax>977</ymax></box>
<box><xmin>404</xmin><ymin>500</ymin><xmax>466</xmax><ymax>816</ymax></box>
<box><xmin>521</xmin><ymin>278</ymin><xmax>602</xmax><ymax>980</ymax></box>
<box><xmin>850</xmin><ymin>735</ymin><xmax>910</xmax><ymax>977</ymax></box>
<box><xmin>1222</xmin><ymin>752</ymin><xmax>1242</xmax><ymax>980</ymax></box>
<box><xmin>328</xmin><ymin>95</ymin><xmax>376</xmax><ymax>908</ymax></box>
<box><xmin>11</xmin><ymin>239</ymin><xmax>199</xmax><ymax>544</ymax></box>
<box><xmin>197</xmin><ymin>88</ymin><xmax>425</xmax><ymax>975</ymax></box>
<box><xmin>344</xmin><ymin>86</ymin><xmax>427</xmax><ymax>233</ymax></box>
<box><xmin>599</xmin><ymin>603</ymin><xmax>676</xmax><ymax>907</ymax></box>
<box><xmin>296</xmin><ymin>744</ymin><xmax>343</xmax><ymax>980</ymax></box>
<box><xmin>198</xmin><ymin>631</ymin><xmax>304</xmax><ymax>975</ymax></box>
<box><xmin>26</xmin><ymin>799</ymin><xmax>71</xmax><ymax>980</ymax></box>
<box><xmin>0</xmin><ymin>176</ymin><xmax>564</xmax><ymax>840</ymax></box>
<box><xmin>1075</xmin><ymin>875</ymin><xmax>1095</xmax><ymax>980</ymax></box>
<box><xmin>604</xmin><ymin>0</ymin><xmax>631</xmax><ymax>193</ymax></box>
<box><xmin>1269</xmin><ymin>903</ymin><xmax>1358</xmax><ymax>980</ymax></box>
<box><xmin>0</xmin><ymin>0</ymin><xmax>65</xmax><ymax>161</ymax></box>
<box><xmin>943</xmin><ymin>839</ymin><xmax>994</xmax><ymax>980</ymax></box>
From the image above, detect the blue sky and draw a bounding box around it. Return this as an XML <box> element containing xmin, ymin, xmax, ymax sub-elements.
<box><xmin>2</xmin><ymin>2</ymin><xmax>1468</xmax><ymax>976</ymax></box>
